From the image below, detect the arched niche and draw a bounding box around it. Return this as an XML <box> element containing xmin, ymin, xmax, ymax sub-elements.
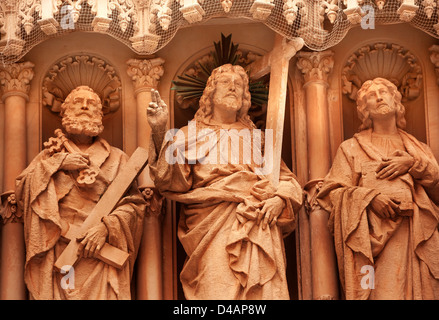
<box><xmin>169</xmin><ymin>41</ymin><xmax>298</xmax><ymax>300</ymax></box>
<box><xmin>40</xmin><ymin>53</ymin><xmax>124</xmax><ymax>150</ymax></box>
<box><xmin>341</xmin><ymin>42</ymin><xmax>426</xmax><ymax>143</ymax></box>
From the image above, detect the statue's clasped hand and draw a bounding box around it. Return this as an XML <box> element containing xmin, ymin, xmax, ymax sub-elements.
<box><xmin>61</xmin><ymin>152</ymin><xmax>90</xmax><ymax>171</ymax></box>
<box><xmin>76</xmin><ymin>223</ymin><xmax>109</xmax><ymax>259</ymax></box>
<box><xmin>255</xmin><ymin>196</ymin><xmax>286</xmax><ymax>230</ymax></box>
<box><xmin>369</xmin><ymin>194</ymin><xmax>401</xmax><ymax>220</ymax></box>
<box><xmin>376</xmin><ymin>150</ymin><xmax>414</xmax><ymax>180</ymax></box>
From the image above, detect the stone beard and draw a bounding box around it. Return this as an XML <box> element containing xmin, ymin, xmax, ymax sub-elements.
<box><xmin>62</xmin><ymin>107</ymin><xmax>104</xmax><ymax>137</ymax></box>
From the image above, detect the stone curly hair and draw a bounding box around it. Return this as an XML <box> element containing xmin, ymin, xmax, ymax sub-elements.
<box><xmin>195</xmin><ymin>64</ymin><xmax>255</xmax><ymax>129</ymax></box>
<box><xmin>60</xmin><ymin>85</ymin><xmax>103</xmax><ymax>118</ymax></box>
<box><xmin>356</xmin><ymin>77</ymin><xmax>406</xmax><ymax>131</ymax></box>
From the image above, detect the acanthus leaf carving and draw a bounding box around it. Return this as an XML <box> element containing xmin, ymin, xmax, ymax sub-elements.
<box><xmin>0</xmin><ymin>61</ymin><xmax>35</xmax><ymax>99</ymax></box>
<box><xmin>296</xmin><ymin>50</ymin><xmax>334</xmax><ymax>84</ymax></box>
<box><xmin>126</xmin><ymin>57</ymin><xmax>165</xmax><ymax>93</ymax></box>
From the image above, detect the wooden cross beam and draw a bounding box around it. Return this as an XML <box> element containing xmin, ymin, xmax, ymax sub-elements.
<box><xmin>247</xmin><ymin>34</ymin><xmax>304</xmax><ymax>186</ymax></box>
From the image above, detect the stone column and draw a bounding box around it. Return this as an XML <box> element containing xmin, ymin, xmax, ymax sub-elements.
<box><xmin>136</xmin><ymin>188</ymin><xmax>165</xmax><ymax>299</ymax></box>
<box><xmin>126</xmin><ymin>57</ymin><xmax>165</xmax><ymax>188</ymax></box>
<box><xmin>296</xmin><ymin>51</ymin><xmax>339</xmax><ymax>300</ymax></box>
<box><xmin>126</xmin><ymin>58</ymin><xmax>166</xmax><ymax>300</ymax></box>
<box><xmin>0</xmin><ymin>61</ymin><xmax>35</xmax><ymax>300</ymax></box>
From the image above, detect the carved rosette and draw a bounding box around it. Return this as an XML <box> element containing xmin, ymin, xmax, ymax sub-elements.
<box><xmin>296</xmin><ymin>50</ymin><xmax>334</xmax><ymax>85</ymax></box>
<box><xmin>0</xmin><ymin>61</ymin><xmax>35</xmax><ymax>101</ymax></box>
<box><xmin>342</xmin><ymin>43</ymin><xmax>422</xmax><ymax>102</ymax></box>
<box><xmin>42</xmin><ymin>55</ymin><xmax>121</xmax><ymax>115</ymax></box>
<box><xmin>126</xmin><ymin>57</ymin><xmax>165</xmax><ymax>94</ymax></box>
<box><xmin>0</xmin><ymin>191</ymin><xmax>22</xmax><ymax>224</ymax></box>
<box><xmin>142</xmin><ymin>188</ymin><xmax>164</xmax><ymax>219</ymax></box>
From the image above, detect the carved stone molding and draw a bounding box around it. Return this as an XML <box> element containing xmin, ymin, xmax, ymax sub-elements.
<box><xmin>42</xmin><ymin>55</ymin><xmax>121</xmax><ymax>115</ymax></box>
<box><xmin>142</xmin><ymin>188</ymin><xmax>164</xmax><ymax>219</ymax></box>
<box><xmin>178</xmin><ymin>0</ymin><xmax>205</xmax><ymax>23</ymax></box>
<box><xmin>126</xmin><ymin>57</ymin><xmax>165</xmax><ymax>94</ymax></box>
<box><xmin>0</xmin><ymin>191</ymin><xmax>22</xmax><ymax>224</ymax></box>
<box><xmin>151</xmin><ymin>0</ymin><xmax>172</xmax><ymax>30</ymax></box>
<box><xmin>342</xmin><ymin>43</ymin><xmax>422</xmax><ymax>102</ymax></box>
<box><xmin>296</xmin><ymin>50</ymin><xmax>334</xmax><ymax>85</ymax></box>
<box><xmin>250</xmin><ymin>0</ymin><xmax>275</xmax><ymax>20</ymax></box>
<box><xmin>397</xmin><ymin>0</ymin><xmax>418</xmax><ymax>22</ymax></box>
<box><xmin>108</xmin><ymin>0</ymin><xmax>136</xmax><ymax>33</ymax></box>
<box><xmin>0</xmin><ymin>61</ymin><xmax>35</xmax><ymax>101</ymax></box>
<box><xmin>429</xmin><ymin>45</ymin><xmax>439</xmax><ymax>86</ymax></box>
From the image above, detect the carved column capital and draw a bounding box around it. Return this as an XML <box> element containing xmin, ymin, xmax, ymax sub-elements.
<box><xmin>0</xmin><ymin>61</ymin><xmax>35</xmax><ymax>101</ymax></box>
<box><xmin>142</xmin><ymin>188</ymin><xmax>164</xmax><ymax>219</ymax></box>
<box><xmin>296</xmin><ymin>51</ymin><xmax>334</xmax><ymax>85</ymax></box>
<box><xmin>126</xmin><ymin>57</ymin><xmax>165</xmax><ymax>95</ymax></box>
<box><xmin>0</xmin><ymin>191</ymin><xmax>22</xmax><ymax>224</ymax></box>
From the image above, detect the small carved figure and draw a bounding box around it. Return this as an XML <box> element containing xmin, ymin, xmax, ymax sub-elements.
<box><xmin>16</xmin><ymin>86</ymin><xmax>145</xmax><ymax>299</ymax></box>
<box><xmin>317</xmin><ymin>78</ymin><xmax>439</xmax><ymax>299</ymax></box>
<box><xmin>147</xmin><ymin>64</ymin><xmax>303</xmax><ymax>299</ymax></box>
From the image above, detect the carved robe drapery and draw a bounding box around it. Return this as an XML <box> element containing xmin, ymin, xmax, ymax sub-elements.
<box><xmin>317</xmin><ymin>129</ymin><xmax>439</xmax><ymax>299</ymax></box>
<box><xmin>16</xmin><ymin>137</ymin><xmax>145</xmax><ymax>300</ymax></box>
<box><xmin>149</xmin><ymin>119</ymin><xmax>303</xmax><ymax>299</ymax></box>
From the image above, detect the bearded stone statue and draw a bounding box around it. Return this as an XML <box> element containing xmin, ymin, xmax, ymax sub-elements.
<box><xmin>15</xmin><ymin>86</ymin><xmax>145</xmax><ymax>299</ymax></box>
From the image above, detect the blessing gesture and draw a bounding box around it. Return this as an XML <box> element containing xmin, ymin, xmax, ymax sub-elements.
<box><xmin>147</xmin><ymin>89</ymin><xmax>168</xmax><ymax>133</ymax></box>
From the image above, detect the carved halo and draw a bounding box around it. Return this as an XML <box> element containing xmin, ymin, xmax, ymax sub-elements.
<box><xmin>42</xmin><ymin>54</ymin><xmax>122</xmax><ymax>116</ymax></box>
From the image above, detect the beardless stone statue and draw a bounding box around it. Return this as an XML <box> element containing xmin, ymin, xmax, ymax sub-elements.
<box><xmin>317</xmin><ymin>77</ymin><xmax>439</xmax><ymax>299</ymax></box>
<box><xmin>147</xmin><ymin>64</ymin><xmax>303</xmax><ymax>299</ymax></box>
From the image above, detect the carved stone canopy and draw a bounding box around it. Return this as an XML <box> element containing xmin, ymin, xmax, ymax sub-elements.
<box><xmin>42</xmin><ymin>54</ymin><xmax>122</xmax><ymax>116</ymax></box>
<box><xmin>342</xmin><ymin>43</ymin><xmax>422</xmax><ymax>102</ymax></box>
